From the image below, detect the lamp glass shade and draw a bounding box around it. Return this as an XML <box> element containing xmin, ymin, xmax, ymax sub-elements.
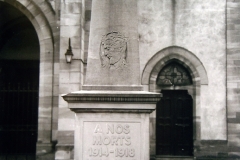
<box><xmin>65</xmin><ymin>51</ymin><xmax>73</xmax><ymax>63</ymax></box>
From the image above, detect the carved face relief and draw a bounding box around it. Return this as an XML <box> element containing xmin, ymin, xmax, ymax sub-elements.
<box><xmin>100</xmin><ymin>32</ymin><xmax>127</xmax><ymax>69</ymax></box>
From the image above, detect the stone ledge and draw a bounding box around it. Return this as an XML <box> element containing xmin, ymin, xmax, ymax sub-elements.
<box><xmin>82</xmin><ymin>85</ymin><xmax>143</xmax><ymax>91</ymax></box>
<box><xmin>56</xmin><ymin>144</ymin><xmax>74</xmax><ymax>150</ymax></box>
<box><xmin>62</xmin><ymin>90</ymin><xmax>161</xmax><ymax>113</ymax></box>
<box><xmin>69</xmin><ymin>108</ymin><xmax>157</xmax><ymax>113</ymax></box>
<box><xmin>200</xmin><ymin>140</ymin><xmax>228</xmax><ymax>145</ymax></box>
<box><xmin>62</xmin><ymin>90</ymin><xmax>161</xmax><ymax>103</ymax></box>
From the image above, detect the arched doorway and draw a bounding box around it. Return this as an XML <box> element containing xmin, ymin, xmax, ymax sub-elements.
<box><xmin>155</xmin><ymin>61</ymin><xmax>194</xmax><ymax>156</ymax></box>
<box><xmin>142</xmin><ymin>46</ymin><xmax>209</xmax><ymax>158</ymax></box>
<box><xmin>0</xmin><ymin>2</ymin><xmax>39</xmax><ymax>158</ymax></box>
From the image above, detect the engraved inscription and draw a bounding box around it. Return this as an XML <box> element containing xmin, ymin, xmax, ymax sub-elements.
<box><xmin>100</xmin><ymin>32</ymin><xmax>128</xmax><ymax>69</ymax></box>
<box><xmin>83</xmin><ymin>122</ymin><xmax>140</xmax><ymax>160</ymax></box>
<box><xmin>88</xmin><ymin>147</ymin><xmax>135</xmax><ymax>157</ymax></box>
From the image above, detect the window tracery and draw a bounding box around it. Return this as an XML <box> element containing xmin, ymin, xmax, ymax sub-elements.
<box><xmin>156</xmin><ymin>62</ymin><xmax>192</xmax><ymax>86</ymax></box>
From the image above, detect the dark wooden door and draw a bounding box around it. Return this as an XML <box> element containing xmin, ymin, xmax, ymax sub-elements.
<box><xmin>156</xmin><ymin>90</ymin><xmax>193</xmax><ymax>156</ymax></box>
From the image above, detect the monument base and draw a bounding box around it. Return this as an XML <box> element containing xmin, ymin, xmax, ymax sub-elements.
<box><xmin>63</xmin><ymin>91</ymin><xmax>161</xmax><ymax>160</ymax></box>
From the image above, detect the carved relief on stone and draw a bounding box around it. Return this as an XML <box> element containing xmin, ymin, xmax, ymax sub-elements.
<box><xmin>99</xmin><ymin>32</ymin><xmax>128</xmax><ymax>69</ymax></box>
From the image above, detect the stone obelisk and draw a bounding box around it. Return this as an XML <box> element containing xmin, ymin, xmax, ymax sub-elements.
<box><xmin>63</xmin><ymin>1</ymin><xmax>161</xmax><ymax>160</ymax></box>
<box><xmin>83</xmin><ymin>0</ymin><xmax>141</xmax><ymax>90</ymax></box>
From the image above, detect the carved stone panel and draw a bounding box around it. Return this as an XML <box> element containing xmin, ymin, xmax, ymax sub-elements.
<box><xmin>100</xmin><ymin>32</ymin><xmax>128</xmax><ymax>69</ymax></box>
<box><xmin>83</xmin><ymin>121</ymin><xmax>141</xmax><ymax>160</ymax></box>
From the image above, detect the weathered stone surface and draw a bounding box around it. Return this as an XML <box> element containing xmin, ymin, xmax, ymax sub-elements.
<box><xmin>227</xmin><ymin>0</ymin><xmax>240</xmax><ymax>159</ymax></box>
<box><xmin>85</xmin><ymin>0</ymin><xmax>140</xmax><ymax>86</ymax></box>
<box><xmin>138</xmin><ymin>0</ymin><xmax>227</xmax><ymax>141</ymax></box>
<box><xmin>56</xmin><ymin>1</ymin><xmax>85</xmax><ymax>159</ymax></box>
<box><xmin>63</xmin><ymin>90</ymin><xmax>160</xmax><ymax>160</ymax></box>
<box><xmin>70</xmin><ymin>108</ymin><xmax>154</xmax><ymax>160</ymax></box>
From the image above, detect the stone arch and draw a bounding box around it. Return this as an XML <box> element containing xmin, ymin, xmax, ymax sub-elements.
<box><xmin>5</xmin><ymin>0</ymin><xmax>55</xmax><ymax>48</ymax></box>
<box><xmin>142</xmin><ymin>46</ymin><xmax>208</xmax><ymax>91</ymax></box>
<box><xmin>3</xmin><ymin>0</ymin><xmax>55</xmax><ymax>155</ymax></box>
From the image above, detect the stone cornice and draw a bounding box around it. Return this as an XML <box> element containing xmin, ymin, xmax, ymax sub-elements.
<box><xmin>69</xmin><ymin>109</ymin><xmax>156</xmax><ymax>113</ymax></box>
<box><xmin>62</xmin><ymin>91</ymin><xmax>162</xmax><ymax>103</ymax></box>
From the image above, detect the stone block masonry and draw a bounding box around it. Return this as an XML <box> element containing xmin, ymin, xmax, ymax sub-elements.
<box><xmin>193</xmin><ymin>0</ymin><xmax>240</xmax><ymax>159</ymax></box>
<box><xmin>226</xmin><ymin>0</ymin><xmax>240</xmax><ymax>158</ymax></box>
<box><xmin>187</xmin><ymin>1</ymin><xmax>240</xmax><ymax>159</ymax></box>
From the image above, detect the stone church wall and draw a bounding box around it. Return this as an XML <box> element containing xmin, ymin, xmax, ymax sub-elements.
<box><xmin>56</xmin><ymin>0</ymin><xmax>86</xmax><ymax>159</ymax></box>
<box><xmin>138</xmin><ymin>1</ymin><xmax>227</xmax><ymax>158</ymax></box>
<box><xmin>226</xmin><ymin>0</ymin><xmax>240</xmax><ymax>158</ymax></box>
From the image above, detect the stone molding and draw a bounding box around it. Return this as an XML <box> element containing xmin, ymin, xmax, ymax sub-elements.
<box><xmin>82</xmin><ymin>85</ymin><xmax>143</xmax><ymax>91</ymax></box>
<box><xmin>56</xmin><ymin>144</ymin><xmax>74</xmax><ymax>150</ymax></box>
<box><xmin>141</xmin><ymin>46</ymin><xmax>208</xmax><ymax>86</ymax></box>
<box><xmin>200</xmin><ymin>140</ymin><xmax>227</xmax><ymax>145</ymax></box>
<box><xmin>69</xmin><ymin>109</ymin><xmax>157</xmax><ymax>113</ymax></box>
<box><xmin>63</xmin><ymin>91</ymin><xmax>161</xmax><ymax>103</ymax></box>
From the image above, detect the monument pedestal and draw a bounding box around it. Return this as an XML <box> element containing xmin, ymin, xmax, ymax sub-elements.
<box><xmin>63</xmin><ymin>91</ymin><xmax>161</xmax><ymax>160</ymax></box>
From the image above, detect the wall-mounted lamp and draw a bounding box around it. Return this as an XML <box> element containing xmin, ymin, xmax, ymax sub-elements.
<box><xmin>64</xmin><ymin>38</ymin><xmax>87</xmax><ymax>64</ymax></box>
<box><xmin>65</xmin><ymin>38</ymin><xmax>73</xmax><ymax>63</ymax></box>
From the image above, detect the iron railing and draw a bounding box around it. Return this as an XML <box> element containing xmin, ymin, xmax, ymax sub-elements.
<box><xmin>0</xmin><ymin>83</ymin><xmax>38</xmax><ymax>159</ymax></box>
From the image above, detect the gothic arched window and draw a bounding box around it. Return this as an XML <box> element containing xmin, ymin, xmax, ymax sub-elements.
<box><xmin>156</xmin><ymin>62</ymin><xmax>192</xmax><ymax>86</ymax></box>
